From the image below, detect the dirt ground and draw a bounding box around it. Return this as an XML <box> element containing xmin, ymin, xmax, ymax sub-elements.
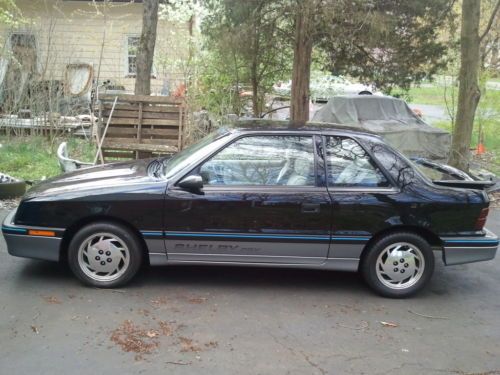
<box><xmin>0</xmin><ymin>209</ymin><xmax>499</xmax><ymax>375</ymax></box>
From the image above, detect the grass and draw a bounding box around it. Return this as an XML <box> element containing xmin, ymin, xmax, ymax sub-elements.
<box><xmin>0</xmin><ymin>136</ymin><xmax>95</xmax><ymax>181</ymax></box>
<box><xmin>406</xmin><ymin>85</ymin><xmax>500</xmax><ymax>111</ymax></box>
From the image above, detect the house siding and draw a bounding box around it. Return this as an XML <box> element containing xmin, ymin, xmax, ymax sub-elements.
<box><xmin>0</xmin><ymin>0</ymin><xmax>190</xmax><ymax>94</ymax></box>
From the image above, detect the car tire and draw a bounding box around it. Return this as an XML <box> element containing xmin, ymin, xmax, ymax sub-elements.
<box><xmin>360</xmin><ymin>232</ymin><xmax>434</xmax><ymax>298</ymax></box>
<box><xmin>68</xmin><ymin>222</ymin><xmax>143</xmax><ymax>288</ymax></box>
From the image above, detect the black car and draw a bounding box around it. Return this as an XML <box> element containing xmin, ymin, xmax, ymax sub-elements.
<box><xmin>2</xmin><ymin>123</ymin><xmax>498</xmax><ymax>297</ymax></box>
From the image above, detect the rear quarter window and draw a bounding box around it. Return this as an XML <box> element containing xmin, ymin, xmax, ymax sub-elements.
<box><xmin>366</xmin><ymin>141</ymin><xmax>416</xmax><ymax>187</ymax></box>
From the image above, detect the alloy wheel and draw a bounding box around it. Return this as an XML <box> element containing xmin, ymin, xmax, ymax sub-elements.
<box><xmin>375</xmin><ymin>242</ymin><xmax>425</xmax><ymax>290</ymax></box>
<box><xmin>77</xmin><ymin>232</ymin><xmax>130</xmax><ymax>282</ymax></box>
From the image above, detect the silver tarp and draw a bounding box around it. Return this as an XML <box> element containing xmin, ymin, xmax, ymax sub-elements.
<box><xmin>312</xmin><ymin>95</ymin><xmax>450</xmax><ymax>160</ymax></box>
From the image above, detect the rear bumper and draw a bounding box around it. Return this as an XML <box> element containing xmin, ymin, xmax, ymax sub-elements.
<box><xmin>1</xmin><ymin>209</ymin><xmax>62</xmax><ymax>262</ymax></box>
<box><xmin>441</xmin><ymin>228</ymin><xmax>498</xmax><ymax>266</ymax></box>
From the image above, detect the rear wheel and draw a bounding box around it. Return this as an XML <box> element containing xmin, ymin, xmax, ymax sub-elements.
<box><xmin>68</xmin><ymin>222</ymin><xmax>142</xmax><ymax>288</ymax></box>
<box><xmin>361</xmin><ymin>232</ymin><xmax>434</xmax><ymax>298</ymax></box>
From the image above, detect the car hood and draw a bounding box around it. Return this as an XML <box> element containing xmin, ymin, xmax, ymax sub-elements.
<box><xmin>23</xmin><ymin>159</ymin><xmax>158</xmax><ymax>200</ymax></box>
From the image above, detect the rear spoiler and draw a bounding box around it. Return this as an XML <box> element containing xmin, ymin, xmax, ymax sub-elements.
<box><xmin>432</xmin><ymin>180</ymin><xmax>495</xmax><ymax>190</ymax></box>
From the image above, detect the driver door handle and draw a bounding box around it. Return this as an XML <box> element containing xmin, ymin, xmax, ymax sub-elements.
<box><xmin>301</xmin><ymin>203</ymin><xmax>320</xmax><ymax>214</ymax></box>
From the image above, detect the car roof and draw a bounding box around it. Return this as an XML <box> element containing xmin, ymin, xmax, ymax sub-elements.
<box><xmin>229</xmin><ymin>119</ymin><xmax>381</xmax><ymax>140</ymax></box>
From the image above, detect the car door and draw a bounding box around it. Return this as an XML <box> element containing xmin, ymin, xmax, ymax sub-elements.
<box><xmin>163</xmin><ymin>134</ymin><xmax>333</xmax><ymax>264</ymax></box>
<box><xmin>322</xmin><ymin>135</ymin><xmax>399</xmax><ymax>261</ymax></box>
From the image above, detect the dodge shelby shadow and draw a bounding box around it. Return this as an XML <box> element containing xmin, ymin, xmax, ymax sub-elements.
<box><xmin>2</xmin><ymin>123</ymin><xmax>498</xmax><ymax>297</ymax></box>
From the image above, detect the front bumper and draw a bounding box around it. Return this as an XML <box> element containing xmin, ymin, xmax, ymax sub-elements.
<box><xmin>441</xmin><ymin>228</ymin><xmax>498</xmax><ymax>266</ymax></box>
<box><xmin>1</xmin><ymin>209</ymin><xmax>62</xmax><ymax>262</ymax></box>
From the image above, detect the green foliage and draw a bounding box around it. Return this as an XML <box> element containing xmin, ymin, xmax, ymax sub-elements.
<box><xmin>195</xmin><ymin>49</ymin><xmax>244</xmax><ymax>116</ymax></box>
<box><xmin>318</xmin><ymin>0</ymin><xmax>456</xmax><ymax>92</ymax></box>
<box><xmin>0</xmin><ymin>0</ymin><xmax>24</xmax><ymax>48</ymax></box>
<box><xmin>0</xmin><ymin>0</ymin><xmax>22</xmax><ymax>28</ymax></box>
<box><xmin>0</xmin><ymin>137</ymin><xmax>95</xmax><ymax>181</ymax></box>
<box><xmin>200</xmin><ymin>0</ymin><xmax>292</xmax><ymax>117</ymax></box>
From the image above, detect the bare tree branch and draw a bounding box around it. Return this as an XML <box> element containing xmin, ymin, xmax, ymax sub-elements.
<box><xmin>480</xmin><ymin>0</ymin><xmax>500</xmax><ymax>42</ymax></box>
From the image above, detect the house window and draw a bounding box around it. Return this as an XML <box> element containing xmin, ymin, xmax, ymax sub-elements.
<box><xmin>9</xmin><ymin>33</ymin><xmax>37</xmax><ymax>72</ymax></box>
<box><xmin>11</xmin><ymin>33</ymin><xmax>37</xmax><ymax>49</ymax></box>
<box><xmin>127</xmin><ymin>36</ymin><xmax>140</xmax><ymax>76</ymax></box>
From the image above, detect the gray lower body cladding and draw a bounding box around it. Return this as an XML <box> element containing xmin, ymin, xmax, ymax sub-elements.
<box><xmin>4</xmin><ymin>233</ymin><xmax>62</xmax><ymax>261</ymax></box>
<box><xmin>2</xmin><ymin>210</ymin><xmax>62</xmax><ymax>261</ymax></box>
<box><xmin>442</xmin><ymin>246</ymin><xmax>497</xmax><ymax>266</ymax></box>
<box><xmin>149</xmin><ymin>251</ymin><xmax>359</xmax><ymax>271</ymax></box>
<box><xmin>441</xmin><ymin>229</ymin><xmax>498</xmax><ymax>266</ymax></box>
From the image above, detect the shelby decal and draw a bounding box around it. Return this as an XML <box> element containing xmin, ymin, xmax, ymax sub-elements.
<box><xmin>173</xmin><ymin>243</ymin><xmax>240</xmax><ymax>251</ymax></box>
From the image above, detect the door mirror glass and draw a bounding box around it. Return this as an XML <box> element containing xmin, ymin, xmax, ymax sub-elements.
<box><xmin>178</xmin><ymin>175</ymin><xmax>204</xmax><ymax>192</ymax></box>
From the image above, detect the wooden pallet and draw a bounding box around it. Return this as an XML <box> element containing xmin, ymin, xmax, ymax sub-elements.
<box><xmin>98</xmin><ymin>94</ymin><xmax>186</xmax><ymax>162</ymax></box>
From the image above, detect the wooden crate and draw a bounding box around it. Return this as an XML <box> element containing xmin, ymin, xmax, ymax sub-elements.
<box><xmin>98</xmin><ymin>94</ymin><xmax>186</xmax><ymax>162</ymax></box>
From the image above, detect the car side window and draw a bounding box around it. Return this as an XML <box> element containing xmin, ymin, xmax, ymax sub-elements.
<box><xmin>325</xmin><ymin>136</ymin><xmax>390</xmax><ymax>188</ymax></box>
<box><xmin>199</xmin><ymin>136</ymin><xmax>315</xmax><ymax>186</ymax></box>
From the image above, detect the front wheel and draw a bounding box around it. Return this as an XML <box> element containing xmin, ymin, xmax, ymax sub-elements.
<box><xmin>360</xmin><ymin>232</ymin><xmax>435</xmax><ymax>298</ymax></box>
<box><xmin>68</xmin><ymin>222</ymin><xmax>143</xmax><ymax>288</ymax></box>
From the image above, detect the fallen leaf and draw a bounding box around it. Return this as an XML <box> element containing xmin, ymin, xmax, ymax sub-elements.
<box><xmin>30</xmin><ymin>325</ymin><xmax>39</xmax><ymax>334</ymax></box>
<box><xmin>158</xmin><ymin>321</ymin><xmax>174</xmax><ymax>336</ymax></box>
<box><xmin>187</xmin><ymin>297</ymin><xmax>207</xmax><ymax>304</ymax></box>
<box><xmin>110</xmin><ymin>320</ymin><xmax>159</xmax><ymax>359</ymax></box>
<box><xmin>178</xmin><ymin>336</ymin><xmax>202</xmax><ymax>353</ymax></box>
<box><xmin>380</xmin><ymin>321</ymin><xmax>398</xmax><ymax>328</ymax></box>
<box><xmin>205</xmin><ymin>341</ymin><xmax>218</xmax><ymax>349</ymax></box>
<box><xmin>146</xmin><ymin>330</ymin><xmax>159</xmax><ymax>338</ymax></box>
<box><xmin>42</xmin><ymin>295</ymin><xmax>61</xmax><ymax>304</ymax></box>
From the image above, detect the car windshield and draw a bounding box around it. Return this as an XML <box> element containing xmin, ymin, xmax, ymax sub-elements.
<box><xmin>162</xmin><ymin>128</ymin><xmax>230</xmax><ymax>178</ymax></box>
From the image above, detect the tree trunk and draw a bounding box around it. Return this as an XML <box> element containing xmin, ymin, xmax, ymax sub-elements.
<box><xmin>290</xmin><ymin>4</ymin><xmax>313</xmax><ymax>123</ymax></box>
<box><xmin>448</xmin><ymin>0</ymin><xmax>481</xmax><ymax>172</ymax></box>
<box><xmin>250</xmin><ymin>3</ymin><xmax>263</xmax><ymax>117</ymax></box>
<box><xmin>134</xmin><ymin>0</ymin><xmax>159</xmax><ymax>95</ymax></box>
<box><xmin>250</xmin><ymin>16</ymin><xmax>261</xmax><ymax>117</ymax></box>
<box><xmin>251</xmin><ymin>71</ymin><xmax>260</xmax><ymax>117</ymax></box>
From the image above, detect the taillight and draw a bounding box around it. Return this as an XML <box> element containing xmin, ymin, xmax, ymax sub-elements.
<box><xmin>475</xmin><ymin>207</ymin><xmax>489</xmax><ymax>231</ymax></box>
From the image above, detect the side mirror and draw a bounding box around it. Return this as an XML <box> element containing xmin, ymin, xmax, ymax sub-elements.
<box><xmin>177</xmin><ymin>174</ymin><xmax>204</xmax><ymax>193</ymax></box>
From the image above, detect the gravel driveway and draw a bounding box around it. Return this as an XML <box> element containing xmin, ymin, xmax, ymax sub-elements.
<box><xmin>1</xmin><ymin>208</ymin><xmax>499</xmax><ymax>374</ymax></box>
